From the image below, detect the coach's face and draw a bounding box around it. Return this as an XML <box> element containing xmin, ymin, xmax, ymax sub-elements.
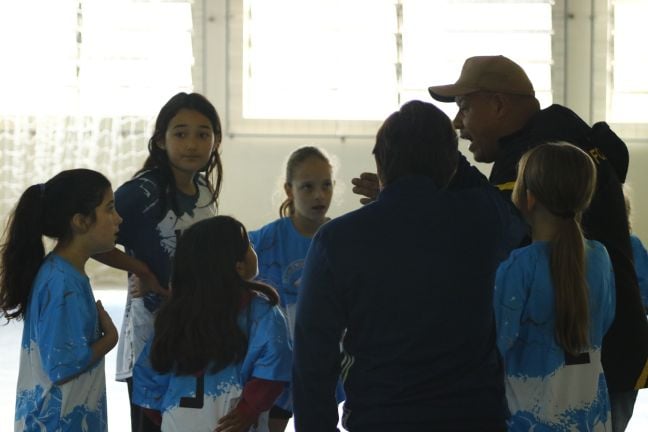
<box><xmin>453</xmin><ymin>92</ymin><xmax>503</xmax><ymax>163</ymax></box>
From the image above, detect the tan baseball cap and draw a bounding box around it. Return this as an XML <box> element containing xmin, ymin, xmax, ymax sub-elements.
<box><xmin>428</xmin><ymin>55</ymin><xmax>535</xmax><ymax>102</ymax></box>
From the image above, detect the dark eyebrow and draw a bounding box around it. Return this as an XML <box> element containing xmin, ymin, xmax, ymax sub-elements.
<box><xmin>171</xmin><ymin>124</ymin><xmax>213</xmax><ymax>130</ymax></box>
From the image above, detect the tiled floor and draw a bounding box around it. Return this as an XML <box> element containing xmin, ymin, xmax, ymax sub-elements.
<box><xmin>1</xmin><ymin>289</ymin><xmax>646</xmax><ymax>431</ymax></box>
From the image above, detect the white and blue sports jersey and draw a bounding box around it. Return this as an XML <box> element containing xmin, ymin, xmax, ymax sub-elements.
<box><xmin>249</xmin><ymin>217</ymin><xmax>311</xmax><ymax>340</ymax></box>
<box><xmin>15</xmin><ymin>254</ymin><xmax>107</xmax><ymax>432</ymax></box>
<box><xmin>494</xmin><ymin>240</ymin><xmax>616</xmax><ymax>431</ymax></box>
<box><xmin>132</xmin><ymin>293</ymin><xmax>292</xmax><ymax>432</ymax></box>
<box><xmin>115</xmin><ymin>169</ymin><xmax>216</xmax><ymax>381</ymax></box>
<box><xmin>630</xmin><ymin>234</ymin><xmax>648</xmax><ymax>310</ymax></box>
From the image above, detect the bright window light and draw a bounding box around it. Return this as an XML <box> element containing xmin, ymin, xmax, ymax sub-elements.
<box><xmin>239</xmin><ymin>0</ymin><xmax>554</xmax><ymax>125</ymax></box>
<box><xmin>0</xmin><ymin>0</ymin><xmax>194</xmax><ymax>116</ymax></box>
<box><xmin>609</xmin><ymin>0</ymin><xmax>648</xmax><ymax>123</ymax></box>
<box><xmin>243</xmin><ymin>0</ymin><xmax>397</xmax><ymax>121</ymax></box>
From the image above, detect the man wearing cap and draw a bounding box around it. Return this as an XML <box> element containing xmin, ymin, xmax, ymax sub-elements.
<box><xmin>353</xmin><ymin>55</ymin><xmax>648</xmax><ymax>432</ymax></box>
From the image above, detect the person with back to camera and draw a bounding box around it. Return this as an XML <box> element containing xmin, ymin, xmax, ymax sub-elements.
<box><xmin>494</xmin><ymin>142</ymin><xmax>616</xmax><ymax>430</ymax></box>
<box><xmin>132</xmin><ymin>215</ymin><xmax>292</xmax><ymax>432</ymax></box>
<box><xmin>249</xmin><ymin>146</ymin><xmax>342</xmax><ymax>432</ymax></box>
<box><xmin>352</xmin><ymin>55</ymin><xmax>648</xmax><ymax>431</ymax></box>
<box><xmin>93</xmin><ymin>92</ymin><xmax>222</xmax><ymax>432</ymax></box>
<box><xmin>0</xmin><ymin>169</ymin><xmax>121</xmax><ymax>431</ymax></box>
<box><xmin>293</xmin><ymin>100</ymin><xmax>527</xmax><ymax>432</ymax></box>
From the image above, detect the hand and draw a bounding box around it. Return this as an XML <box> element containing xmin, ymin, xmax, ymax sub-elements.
<box><xmin>214</xmin><ymin>407</ymin><xmax>257</xmax><ymax>432</ymax></box>
<box><xmin>130</xmin><ymin>272</ymin><xmax>169</xmax><ymax>299</ymax></box>
<box><xmin>351</xmin><ymin>172</ymin><xmax>379</xmax><ymax>205</ymax></box>
<box><xmin>96</xmin><ymin>300</ymin><xmax>118</xmax><ymax>347</ymax></box>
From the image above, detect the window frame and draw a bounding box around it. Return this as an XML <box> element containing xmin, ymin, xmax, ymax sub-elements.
<box><xmin>223</xmin><ymin>0</ymin><xmax>566</xmax><ymax>139</ymax></box>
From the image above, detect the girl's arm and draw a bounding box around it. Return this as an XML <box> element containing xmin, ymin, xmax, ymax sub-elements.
<box><xmin>93</xmin><ymin>248</ymin><xmax>166</xmax><ymax>297</ymax></box>
<box><xmin>215</xmin><ymin>378</ymin><xmax>285</xmax><ymax>432</ymax></box>
<box><xmin>90</xmin><ymin>300</ymin><xmax>118</xmax><ymax>364</ymax></box>
<box><xmin>57</xmin><ymin>300</ymin><xmax>118</xmax><ymax>385</ymax></box>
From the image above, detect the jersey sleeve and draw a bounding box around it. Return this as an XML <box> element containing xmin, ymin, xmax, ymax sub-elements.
<box><xmin>114</xmin><ymin>176</ymin><xmax>157</xmax><ymax>250</ymax></box>
<box><xmin>132</xmin><ymin>339</ymin><xmax>171</xmax><ymax>411</ymax></box>
<box><xmin>493</xmin><ymin>252</ymin><xmax>529</xmax><ymax>356</ymax></box>
<box><xmin>37</xmin><ymin>278</ymin><xmax>95</xmax><ymax>384</ymax></box>
<box><xmin>246</xmin><ymin>304</ymin><xmax>292</xmax><ymax>383</ymax></box>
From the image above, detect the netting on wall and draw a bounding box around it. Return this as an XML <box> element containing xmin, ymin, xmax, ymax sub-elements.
<box><xmin>0</xmin><ymin>115</ymin><xmax>153</xmax><ymax>287</ymax></box>
<box><xmin>0</xmin><ymin>0</ymin><xmax>202</xmax><ymax>288</ymax></box>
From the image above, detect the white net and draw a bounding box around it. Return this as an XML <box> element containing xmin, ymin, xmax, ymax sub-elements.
<box><xmin>0</xmin><ymin>115</ymin><xmax>153</xmax><ymax>286</ymax></box>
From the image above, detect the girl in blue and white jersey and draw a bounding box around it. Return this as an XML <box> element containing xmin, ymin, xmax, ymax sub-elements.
<box><xmin>249</xmin><ymin>146</ymin><xmax>336</xmax><ymax>431</ymax></box>
<box><xmin>133</xmin><ymin>216</ymin><xmax>292</xmax><ymax>432</ymax></box>
<box><xmin>494</xmin><ymin>142</ymin><xmax>616</xmax><ymax>431</ymax></box>
<box><xmin>93</xmin><ymin>92</ymin><xmax>222</xmax><ymax>432</ymax></box>
<box><xmin>1</xmin><ymin>169</ymin><xmax>122</xmax><ymax>431</ymax></box>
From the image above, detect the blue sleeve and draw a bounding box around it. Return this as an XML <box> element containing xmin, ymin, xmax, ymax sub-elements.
<box><xmin>493</xmin><ymin>254</ymin><xmax>528</xmax><ymax>356</ymax></box>
<box><xmin>632</xmin><ymin>235</ymin><xmax>648</xmax><ymax>309</ymax></box>
<box><xmin>132</xmin><ymin>340</ymin><xmax>171</xmax><ymax>411</ymax></box>
<box><xmin>38</xmin><ymin>279</ymin><xmax>94</xmax><ymax>384</ymax></box>
<box><xmin>246</xmin><ymin>304</ymin><xmax>292</xmax><ymax>383</ymax></box>
<box><xmin>293</xmin><ymin>229</ymin><xmax>345</xmax><ymax>432</ymax></box>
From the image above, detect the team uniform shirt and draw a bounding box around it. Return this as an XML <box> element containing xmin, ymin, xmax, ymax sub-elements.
<box><xmin>132</xmin><ymin>293</ymin><xmax>292</xmax><ymax>432</ymax></box>
<box><xmin>249</xmin><ymin>217</ymin><xmax>311</xmax><ymax>339</ymax></box>
<box><xmin>495</xmin><ymin>240</ymin><xmax>616</xmax><ymax>431</ymax></box>
<box><xmin>15</xmin><ymin>254</ymin><xmax>107</xmax><ymax>431</ymax></box>
<box><xmin>630</xmin><ymin>234</ymin><xmax>648</xmax><ymax>310</ymax></box>
<box><xmin>115</xmin><ymin>169</ymin><xmax>217</xmax><ymax>381</ymax></box>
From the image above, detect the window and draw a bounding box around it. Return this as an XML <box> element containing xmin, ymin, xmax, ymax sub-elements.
<box><xmin>608</xmin><ymin>0</ymin><xmax>648</xmax><ymax>129</ymax></box>
<box><xmin>0</xmin><ymin>0</ymin><xmax>196</xmax><ymax>116</ymax></box>
<box><xmin>589</xmin><ymin>0</ymin><xmax>648</xmax><ymax>140</ymax></box>
<box><xmin>228</xmin><ymin>0</ymin><xmax>558</xmax><ymax>136</ymax></box>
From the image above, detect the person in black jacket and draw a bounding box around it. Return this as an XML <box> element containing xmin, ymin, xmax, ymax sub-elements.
<box><xmin>294</xmin><ymin>101</ymin><xmax>525</xmax><ymax>432</ymax></box>
<box><xmin>353</xmin><ymin>55</ymin><xmax>648</xmax><ymax>432</ymax></box>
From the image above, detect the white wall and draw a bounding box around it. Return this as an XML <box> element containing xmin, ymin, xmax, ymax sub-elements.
<box><xmin>216</xmin><ymin>136</ymin><xmax>489</xmax><ymax>232</ymax></box>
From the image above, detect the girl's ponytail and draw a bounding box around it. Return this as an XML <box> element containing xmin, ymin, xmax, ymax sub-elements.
<box><xmin>551</xmin><ymin>216</ymin><xmax>589</xmax><ymax>355</ymax></box>
<box><xmin>0</xmin><ymin>185</ymin><xmax>47</xmax><ymax>320</ymax></box>
<box><xmin>514</xmin><ymin>142</ymin><xmax>597</xmax><ymax>356</ymax></box>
